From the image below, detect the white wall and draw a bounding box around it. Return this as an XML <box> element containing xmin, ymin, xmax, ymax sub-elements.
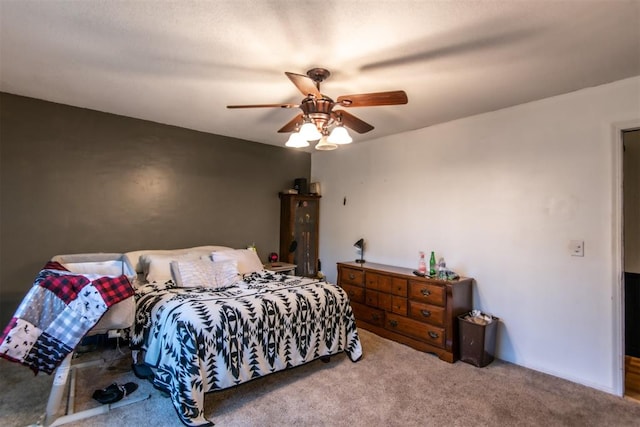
<box><xmin>311</xmin><ymin>76</ymin><xmax>640</xmax><ymax>394</ymax></box>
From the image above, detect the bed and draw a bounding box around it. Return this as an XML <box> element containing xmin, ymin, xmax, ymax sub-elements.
<box><xmin>125</xmin><ymin>246</ymin><xmax>363</xmax><ymax>427</ymax></box>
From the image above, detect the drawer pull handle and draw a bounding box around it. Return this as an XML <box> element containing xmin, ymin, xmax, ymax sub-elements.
<box><xmin>349</xmin><ymin>273</ymin><xmax>355</xmax><ymax>280</ymax></box>
<box><xmin>349</xmin><ymin>291</ymin><xmax>354</xmax><ymax>296</ymax></box>
<box><xmin>421</xmin><ymin>289</ymin><xmax>431</xmax><ymax>297</ymax></box>
<box><xmin>372</xmin><ymin>314</ymin><xmax>380</xmax><ymax>321</ymax></box>
<box><xmin>421</xmin><ymin>310</ymin><xmax>431</xmax><ymax>317</ymax></box>
<box><xmin>389</xmin><ymin>320</ymin><xmax>398</xmax><ymax>328</ymax></box>
<box><xmin>428</xmin><ymin>331</ymin><xmax>439</xmax><ymax>339</ymax></box>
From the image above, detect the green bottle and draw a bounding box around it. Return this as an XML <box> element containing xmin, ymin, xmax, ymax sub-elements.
<box><xmin>429</xmin><ymin>251</ymin><xmax>436</xmax><ymax>276</ymax></box>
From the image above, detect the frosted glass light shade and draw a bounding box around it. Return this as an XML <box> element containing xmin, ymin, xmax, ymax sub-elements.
<box><xmin>327</xmin><ymin>126</ymin><xmax>352</xmax><ymax>144</ymax></box>
<box><xmin>285</xmin><ymin>132</ymin><xmax>309</xmax><ymax>148</ymax></box>
<box><xmin>299</xmin><ymin>122</ymin><xmax>322</xmax><ymax>141</ymax></box>
<box><xmin>315</xmin><ymin>136</ymin><xmax>338</xmax><ymax>151</ymax></box>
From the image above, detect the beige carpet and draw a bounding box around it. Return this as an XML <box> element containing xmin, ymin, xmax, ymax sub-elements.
<box><xmin>2</xmin><ymin>329</ymin><xmax>640</xmax><ymax>427</ymax></box>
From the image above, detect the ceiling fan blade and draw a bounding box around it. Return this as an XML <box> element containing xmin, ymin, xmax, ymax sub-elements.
<box><xmin>227</xmin><ymin>103</ymin><xmax>298</xmax><ymax>109</ymax></box>
<box><xmin>285</xmin><ymin>72</ymin><xmax>322</xmax><ymax>98</ymax></box>
<box><xmin>337</xmin><ymin>90</ymin><xmax>408</xmax><ymax>107</ymax></box>
<box><xmin>334</xmin><ymin>110</ymin><xmax>374</xmax><ymax>134</ymax></box>
<box><xmin>278</xmin><ymin>113</ymin><xmax>304</xmax><ymax>133</ymax></box>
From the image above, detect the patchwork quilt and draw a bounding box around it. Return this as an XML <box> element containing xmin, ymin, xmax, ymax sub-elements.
<box><xmin>0</xmin><ymin>261</ymin><xmax>134</xmax><ymax>374</ymax></box>
<box><xmin>131</xmin><ymin>271</ymin><xmax>363</xmax><ymax>427</ymax></box>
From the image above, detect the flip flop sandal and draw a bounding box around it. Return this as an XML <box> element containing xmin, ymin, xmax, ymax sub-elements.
<box><xmin>92</xmin><ymin>382</ymin><xmax>138</xmax><ymax>404</ymax></box>
<box><xmin>132</xmin><ymin>362</ymin><xmax>155</xmax><ymax>381</ymax></box>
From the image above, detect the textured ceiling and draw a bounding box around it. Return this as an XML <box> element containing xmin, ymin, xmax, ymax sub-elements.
<box><xmin>1</xmin><ymin>1</ymin><xmax>639</xmax><ymax>149</ymax></box>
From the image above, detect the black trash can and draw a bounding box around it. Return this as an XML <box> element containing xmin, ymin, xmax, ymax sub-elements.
<box><xmin>458</xmin><ymin>311</ymin><xmax>499</xmax><ymax>367</ymax></box>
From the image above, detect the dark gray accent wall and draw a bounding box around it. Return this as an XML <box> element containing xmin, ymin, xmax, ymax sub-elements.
<box><xmin>0</xmin><ymin>93</ymin><xmax>310</xmax><ymax>325</ymax></box>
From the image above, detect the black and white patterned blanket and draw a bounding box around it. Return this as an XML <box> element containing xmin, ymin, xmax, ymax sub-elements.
<box><xmin>131</xmin><ymin>271</ymin><xmax>362</xmax><ymax>427</ymax></box>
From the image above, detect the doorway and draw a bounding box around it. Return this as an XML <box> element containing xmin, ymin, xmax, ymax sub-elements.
<box><xmin>623</xmin><ymin>129</ymin><xmax>640</xmax><ymax>400</ymax></box>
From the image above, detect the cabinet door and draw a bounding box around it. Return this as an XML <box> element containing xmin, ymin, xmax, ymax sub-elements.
<box><xmin>293</xmin><ymin>197</ymin><xmax>318</xmax><ymax>277</ymax></box>
<box><xmin>280</xmin><ymin>195</ymin><xmax>320</xmax><ymax>277</ymax></box>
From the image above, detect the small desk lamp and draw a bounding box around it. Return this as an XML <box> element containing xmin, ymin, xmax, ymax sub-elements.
<box><xmin>354</xmin><ymin>238</ymin><xmax>365</xmax><ymax>264</ymax></box>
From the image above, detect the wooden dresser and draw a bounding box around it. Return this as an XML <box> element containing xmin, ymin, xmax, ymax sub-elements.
<box><xmin>337</xmin><ymin>261</ymin><xmax>472</xmax><ymax>363</ymax></box>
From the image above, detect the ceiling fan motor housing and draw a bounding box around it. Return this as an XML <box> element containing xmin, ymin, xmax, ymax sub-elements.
<box><xmin>301</xmin><ymin>97</ymin><xmax>334</xmax><ymax>130</ymax></box>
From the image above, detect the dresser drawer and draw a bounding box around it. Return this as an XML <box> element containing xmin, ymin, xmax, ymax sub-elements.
<box><xmin>385</xmin><ymin>313</ymin><xmax>445</xmax><ymax>348</ymax></box>
<box><xmin>408</xmin><ymin>301</ymin><xmax>444</xmax><ymax>327</ymax></box>
<box><xmin>365</xmin><ymin>291</ymin><xmax>406</xmax><ymax>314</ymax></box>
<box><xmin>366</xmin><ymin>290</ymin><xmax>392</xmax><ymax>312</ymax></box>
<box><xmin>365</xmin><ymin>289</ymin><xmax>378</xmax><ymax>306</ymax></box>
<box><xmin>340</xmin><ymin>267</ymin><xmax>364</xmax><ymax>286</ymax></box>
<box><xmin>409</xmin><ymin>281</ymin><xmax>445</xmax><ymax>306</ymax></box>
<box><xmin>351</xmin><ymin>301</ymin><xmax>385</xmax><ymax>327</ymax></box>
<box><xmin>391</xmin><ymin>277</ymin><xmax>408</xmax><ymax>297</ymax></box>
<box><xmin>342</xmin><ymin>284</ymin><xmax>365</xmax><ymax>303</ymax></box>
<box><xmin>366</xmin><ymin>272</ymin><xmax>392</xmax><ymax>293</ymax></box>
<box><xmin>391</xmin><ymin>296</ymin><xmax>408</xmax><ymax>316</ymax></box>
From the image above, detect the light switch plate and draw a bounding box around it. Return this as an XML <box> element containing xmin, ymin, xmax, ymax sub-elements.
<box><xmin>570</xmin><ymin>240</ymin><xmax>584</xmax><ymax>257</ymax></box>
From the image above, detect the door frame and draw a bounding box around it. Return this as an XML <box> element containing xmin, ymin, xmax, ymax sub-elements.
<box><xmin>612</xmin><ymin>120</ymin><xmax>640</xmax><ymax>396</ymax></box>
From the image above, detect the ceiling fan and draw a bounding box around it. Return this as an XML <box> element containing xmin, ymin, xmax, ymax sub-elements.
<box><xmin>227</xmin><ymin>68</ymin><xmax>408</xmax><ymax>150</ymax></box>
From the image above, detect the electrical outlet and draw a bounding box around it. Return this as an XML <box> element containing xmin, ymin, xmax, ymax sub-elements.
<box><xmin>570</xmin><ymin>240</ymin><xmax>584</xmax><ymax>257</ymax></box>
<box><xmin>108</xmin><ymin>330</ymin><xmax>122</xmax><ymax>339</ymax></box>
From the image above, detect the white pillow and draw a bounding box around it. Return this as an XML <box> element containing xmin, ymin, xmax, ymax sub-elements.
<box><xmin>145</xmin><ymin>253</ymin><xmax>201</xmax><ymax>283</ymax></box>
<box><xmin>124</xmin><ymin>246</ymin><xmax>233</xmax><ymax>273</ymax></box>
<box><xmin>211</xmin><ymin>249</ymin><xmax>263</xmax><ymax>275</ymax></box>
<box><xmin>171</xmin><ymin>259</ymin><xmax>239</xmax><ymax>289</ymax></box>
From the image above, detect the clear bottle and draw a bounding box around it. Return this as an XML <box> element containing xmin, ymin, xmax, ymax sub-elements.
<box><xmin>418</xmin><ymin>251</ymin><xmax>427</xmax><ymax>275</ymax></box>
<box><xmin>437</xmin><ymin>257</ymin><xmax>446</xmax><ymax>280</ymax></box>
<box><xmin>429</xmin><ymin>251</ymin><xmax>436</xmax><ymax>276</ymax></box>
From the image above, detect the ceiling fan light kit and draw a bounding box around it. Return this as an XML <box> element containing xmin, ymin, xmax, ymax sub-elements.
<box><xmin>327</xmin><ymin>125</ymin><xmax>352</xmax><ymax>144</ymax></box>
<box><xmin>315</xmin><ymin>136</ymin><xmax>338</xmax><ymax>151</ymax></box>
<box><xmin>299</xmin><ymin>121</ymin><xmax>322</xmax><ymax>141</ymax></box>
<box><xmin>227</xmin><ymin>68</ymin><xmax>408</xmax><ymax>150</ymax></box>
<box><xmin>285</xmin><ymin>132</ymin><xmax>309</xmax><ymax>148</ymax></box>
